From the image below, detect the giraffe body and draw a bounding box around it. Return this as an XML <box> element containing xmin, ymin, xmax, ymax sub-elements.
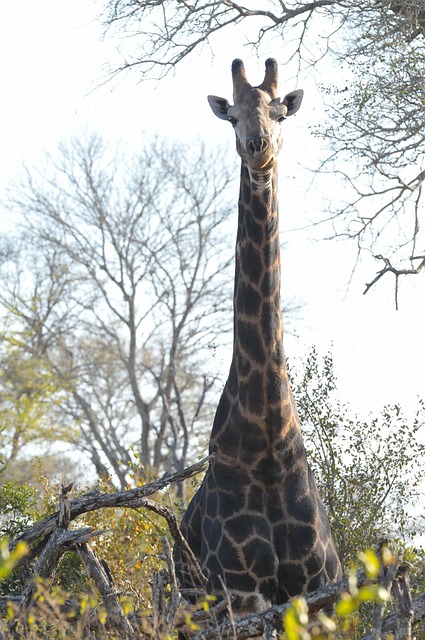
<box><xmin>174</xmin><ymin>58</ymin><xmax>341</xmax><ymax>621</ymax></box>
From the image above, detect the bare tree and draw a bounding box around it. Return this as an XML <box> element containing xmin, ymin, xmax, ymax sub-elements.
<box><xmin>313</xmin><ymin>1</ymin><xmax>425</xmax><ymax>301</ymax></box>
<box><xmin>1</xmin><ymin>135</ymin><xmax>235</xmax><ymax>492</ymax></box>
<box><xmin>99</xmin><ymin>0</ymin><xmax>425</xmax><ymax>294</ymax></box>
<box><xmin>99</xmin><ymin>1</ymin><xmax>423</xmax><ymax>77</ymax></box>
<box><xmin>100</xmin><ymin>0</ymin><xmax>347</xmax><ymax>78</ymax></box>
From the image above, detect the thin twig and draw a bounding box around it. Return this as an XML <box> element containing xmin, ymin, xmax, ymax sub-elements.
<box><xmin>364</xmin><ymin>255</ymin><xmax>425</xmax><ymax>308</ymax></box>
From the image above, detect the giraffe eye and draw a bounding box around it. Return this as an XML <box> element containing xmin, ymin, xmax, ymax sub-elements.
<box><xmin>228</xmin><ymin>116</ymin><xmax>238</xmax><ymax>127</ymax></box>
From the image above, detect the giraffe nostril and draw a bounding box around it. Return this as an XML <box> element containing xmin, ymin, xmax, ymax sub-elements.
<box><xmin>248</xmin><ymin>136</ymin><xmax>269</xmax><ymax>155</ymax></box>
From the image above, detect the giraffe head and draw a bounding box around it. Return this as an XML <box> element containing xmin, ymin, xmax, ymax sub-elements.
<box><xmin>208</xmin><ymin>59</ymin><xmax>303</xmax><ymax>173</ymax></box>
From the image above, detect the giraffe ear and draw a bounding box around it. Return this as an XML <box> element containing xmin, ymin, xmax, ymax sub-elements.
<box><xmin>282</xmin><ymin>90</ymin><xmax>304</xmax><ymax>116</ymax></box>
<box><xmin>208</xmin><ymin>95</ymin><xmax>232</xmax><ymax>121</ymax></box>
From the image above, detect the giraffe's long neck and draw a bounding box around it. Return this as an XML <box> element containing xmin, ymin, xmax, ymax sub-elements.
<box><xmin>230</xmin><ymin>163</ymin><xmax>295</xmax><ymax>433</ymax></box>
<box><xmin>235</xmin><ymin>164</ymin><xmax>283</xmax><ymax>361</ymax></box>
<box><xmin>210</xmin><ymin>162</ymin><xmax>299</xmax><ymax>457</ymax></box>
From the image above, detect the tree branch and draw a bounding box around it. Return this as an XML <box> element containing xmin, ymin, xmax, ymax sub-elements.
<box><xmin>10</xmin><ymin>454</ymin><xmax>212</xmax><ymax>551</ymax></box>
<box><xmin>363</xmin><ymin>255</ymin><xmax>425</xmax><ymax>309</ymax></box>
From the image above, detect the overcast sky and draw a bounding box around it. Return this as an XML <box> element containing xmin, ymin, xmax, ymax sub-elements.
<box><xmin>1</xmin><ymin>1</ymin><xmax>424</xmax><ymax>421</ymax></box>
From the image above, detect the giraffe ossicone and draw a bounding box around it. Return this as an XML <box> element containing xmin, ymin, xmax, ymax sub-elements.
<box><xmin>174</xmin><ymin>58</ymin><xmax>341</xmax><ymax>631</ymax></box>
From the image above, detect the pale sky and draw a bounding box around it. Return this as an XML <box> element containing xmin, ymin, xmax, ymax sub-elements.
<box><xmin>1</xmin><ymin>1</ymin><xmax>424</xmax><ymax>422</ymax></box>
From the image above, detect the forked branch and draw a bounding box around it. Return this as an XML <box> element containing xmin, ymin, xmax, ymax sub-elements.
<box><xmin>364</xmin><ymin>255</ymin><xmax>425</xmax><ymax>309</ymax></box>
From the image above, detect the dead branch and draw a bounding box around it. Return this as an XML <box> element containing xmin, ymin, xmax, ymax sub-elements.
<box><xmin>3</xmin><ymin>456</ymin><xmax>211</xmax><ymax>636</ymax></box>
<box><xmin>10</xmin><ymin>454</ymin><xmax>212</xmax><ymax>552</ymax></box>
<box><xmin>362</xmin><ymin>573</ymin><xmax>423</xmax><ymax>640</ymax></box>
<box><xmin>158</xmin><ymin>537</ymin><xmax>182</xmax><ymax>632</ymax></box>
<box><xmin>11</xmin><ymin>527</ymin><xmax>101</xmax><ymax>632</ymax></box>
<box><xmin>58</xmin><ymin>482</ymin><xmax>73</xmax><ymax>528</ymax></box>
<box><xmin>392</xmin><ymin>562</ymin><xmax>414</xmax><ymax>640</ymax></box>
<box><xmin>4</xmin><ymin>565</ymin><xmax>425</xmax><ymax>639</ymax></box>
<box><xmin>370</xmin><ymin>555</ymin><xmax>399</xmax><ymax>639</ymax></box>
<box><xmin>77</xmin><ymin>543</ymin><xmax>135</xmax><ymax>639</ymax></box>
<box><xmin>135</xmin><ymin>497</ymin><xmax>207</xmax><ymax>588</ymax></box>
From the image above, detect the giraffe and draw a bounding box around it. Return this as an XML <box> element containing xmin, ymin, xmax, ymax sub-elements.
<box><xmin>174</xmin><ymin>58</ymin><xmax>341</xmax><ymax>625</ymax></box>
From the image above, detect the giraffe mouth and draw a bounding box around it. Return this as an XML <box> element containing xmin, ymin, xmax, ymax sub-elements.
<box><xmin>250</xmin><ymin>154</ymin><xmax>276</xmax><ymax>172</ymax></box>
<box><xmin>259</xmin><ymin>156</ymin><xmax>275</xmax><ymax>170</ymax></box>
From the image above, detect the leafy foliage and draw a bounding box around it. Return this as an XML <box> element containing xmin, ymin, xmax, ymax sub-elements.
<box><xmin>0</xmin><ymin>328</ymin><xmax>69</xmax><ymax>467</ymax></box>
<box><xmin>0</xmin><ymin>539</ymin><xmax>28</xmax><ymax>583</ymax></box>
<box><xmin>283</xmin><ymin>548</ymin><xmax>394</xmax><ymax>640</ymax></box>
<box><xmin>83</xmin><ymin>493</ymin><xmax>168</xmax><ymax>613</ymax></box>
<box><xmin>291</xmin><ymin>346</ymin><xmax>425</xmax><ymax>568</ymax></box>
<box><xmin>0</xmin><ymin>483</ymin><xmax>38</xmax><ymax>540</ymax></box>
<box><xmin>0</xmin><ymin>474</ymin><xmax>170</xmax><ymax>635</ymax></box>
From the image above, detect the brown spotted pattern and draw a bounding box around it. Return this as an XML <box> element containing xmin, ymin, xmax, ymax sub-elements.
<box><xmin>174</xmin><ymin>59</ymin><xmax>341</xmax><ymax>623</ymax></box>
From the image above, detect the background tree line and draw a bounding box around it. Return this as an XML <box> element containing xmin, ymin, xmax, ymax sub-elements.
<box><xmin>0</xmin><ymin>135</ymin><xmax>236</xmax><ymax>496</ymax></box>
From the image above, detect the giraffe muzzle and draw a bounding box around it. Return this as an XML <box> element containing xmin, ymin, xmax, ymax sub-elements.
<box><xmin>246</xmin><ymin>135</ymin><xmax>275</xmax><ymax>171</ymax></box>
<box><xmin>247</xmin><ymin>135</ymin><xmax>269</xmax><ymax>156</ymax></box>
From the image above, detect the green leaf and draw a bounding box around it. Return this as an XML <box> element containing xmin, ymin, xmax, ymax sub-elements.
<box><xmin>335</xmin><ymin>593</ymin><xmax>359</xmax><ymax>617</ymax></box>
<box><xmin>358</xmin><ymin>550</ymin><xmax>380</xmax><ymax>579</ymax></box>
<box><xmin>358</xmin><ymin>584</ymin><xmax>389</xmax><ymax>604</ymax></box>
